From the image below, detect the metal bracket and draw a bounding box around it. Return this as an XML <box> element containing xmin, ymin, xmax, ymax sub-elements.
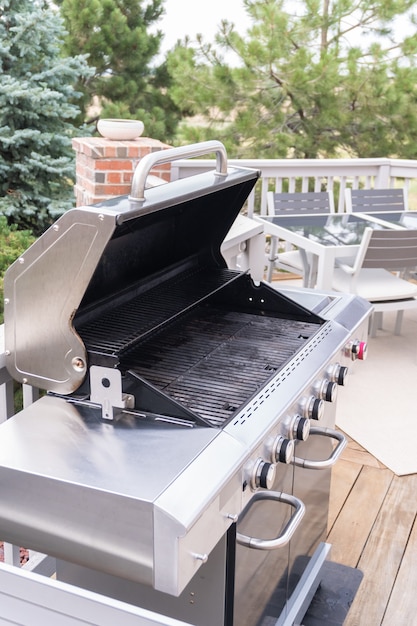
<box><xmin>90</xmin><ymin>366</ymin><xmax>134</xmax><ymax>420</ymax></box>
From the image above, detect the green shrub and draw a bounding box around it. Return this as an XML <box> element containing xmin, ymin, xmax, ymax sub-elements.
<box><xmin>0</xmin><ymin>216</ymin><xmax>35</xmax><ymax>324</ymax></box>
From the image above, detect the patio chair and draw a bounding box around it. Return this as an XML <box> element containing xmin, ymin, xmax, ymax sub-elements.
<box><xmin>331</xmin><ymin>227</ymin><xmax>417</xmax><ymax>336</ymax></box>
<box><xmin>345</xmin><ymin>187</ymin><xmax>407</xmax><ymax>213</ymax></box>
<box><xmin>266</xmin><ymin>190</ymin><xmax>334</xmax><ymax>285</ymax></box>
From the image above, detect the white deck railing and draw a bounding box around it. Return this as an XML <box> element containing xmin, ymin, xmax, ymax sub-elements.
<box><xmin>1</xmin><ymin>155</ymin><xmax>417</xmax><ymax>621</ymax></box>
<box><xmin>171</xmin><ymin>156</ymin><xmax>417</xmax><ymax>216</ymax></box>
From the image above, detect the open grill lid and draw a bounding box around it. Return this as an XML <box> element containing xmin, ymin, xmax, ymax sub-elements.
<box><xmin>78</xmin><ymin>156</ymin><xmax>260</xmax><ymax>312</ymax></box>
<box><xmin>3</xmin><ymin>142</ymin><xmax>261</xmax><ymax>394</ymax></box>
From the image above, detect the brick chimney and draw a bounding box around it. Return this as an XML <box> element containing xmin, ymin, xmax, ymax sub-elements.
<box><xmin>72</xmin><ymin>136</ymin><xmax>172</xmax><ymax>207</ymax></box>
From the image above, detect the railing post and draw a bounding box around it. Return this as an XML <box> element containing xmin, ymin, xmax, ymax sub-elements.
<box><xmin>23</xmin><ymin>384</ymin><xmax>39</xmax><ymax>408</ymax></box>
<box><xmin>0</xmin><ymin>378</ymin><xmax>14</xmax><ymax>423</ymax></box>
<box><xmin>3</xmin><ymin>544</ymin><xmax>20</xmax><ymax>567</ymax></box>
<box><xmin>375</xmin><ymin>162</ymin><xmax>392</xmax><ymax>188</ymax></box>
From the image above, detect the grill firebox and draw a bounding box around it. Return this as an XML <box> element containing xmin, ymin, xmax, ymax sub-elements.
<box><xmin>75</xmin><ymin>267</ymin><xmax>321</xmax><ymax>427</ymax></box>
<box><xmin>110</xmin><ymin>306</ymin><xmax>318</xmax><ymax>426</ymax></box>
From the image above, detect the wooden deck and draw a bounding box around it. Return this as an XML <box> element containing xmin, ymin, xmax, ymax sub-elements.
<box><xmin>328</xmin><ymin>433</ymin><xmax>417</xmax><ymax>626</ymax></box>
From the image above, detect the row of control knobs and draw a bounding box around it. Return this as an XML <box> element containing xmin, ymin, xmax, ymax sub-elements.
<box><xmin>250</xmin><ymin>339</ymin><xmax>367</xmax><ymax>491</ymax></box>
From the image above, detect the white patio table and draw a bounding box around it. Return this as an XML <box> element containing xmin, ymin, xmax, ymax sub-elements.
<box><xmin>222</xmin><ymin>213</ymin><xmax>265</xmax><ymax>282</ymax></box>
<box><xmin>256</xmin><ymin>212</ymin><xmax>399</xmax><ymax>290</ymax></box>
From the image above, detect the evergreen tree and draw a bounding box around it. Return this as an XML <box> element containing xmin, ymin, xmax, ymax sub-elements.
<box><xmin>57</xmin><ymin>0</ymin><xmax>181</xmax><ymax>140</ymax></box>
<box><xmin>0</xmin><ymin>216</ymin><xmax>35</xmax><ymax>324</ymax></box>
<box><xmin>167</xmin><ymin>0</ymin><xmax>417</xmax><ymax>159</ymax></box>
<box><xmin>0</xmin><ymin>0</ymin><xmax>92</xmax><ymax>234</ymax></box>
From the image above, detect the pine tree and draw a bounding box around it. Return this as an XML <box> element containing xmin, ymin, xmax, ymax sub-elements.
<box><xmin>0</xmin><ymin>0</ymin><xmax>92</xmax><ymax>234</ymax></box>
<box><xmin>57</xmin><ymin>0</ymin><xmax>181</xmax><ymax>141</ymax></box>
<box><xmin>167</xmin><ymin>0</ymin><xmax>417</xmax><ymax>159</ymax></box>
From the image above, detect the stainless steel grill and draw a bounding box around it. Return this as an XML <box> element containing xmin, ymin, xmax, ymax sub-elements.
<box><xmin>0</xmin><ymin>141</ymin><xmax>372</xmax><ymax>626</ymax></box>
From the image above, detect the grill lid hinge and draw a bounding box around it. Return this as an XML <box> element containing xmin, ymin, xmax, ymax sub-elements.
<box><xmin>90</xmin><ymin>366</ymin><xmax>134</xmax><ymax>420</ymax></box>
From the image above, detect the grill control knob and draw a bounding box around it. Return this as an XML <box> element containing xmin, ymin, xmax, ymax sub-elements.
<box><xmin>291</xmin><ymin>415</ymin><xmax>310</xmax><ymax>441</ymax></box>
<box><xmin>251</xmin><ymin>460</ymin><xmax>276</xmax><ymax>490</ymax></box>
<box><xmin>336</xmin><ymin>365</ymin><xmax>348</xmax><ymax>386</ymax></box>
<box><xmin>327</xmin><ymin>363</ymin><xmax>349</xmax><ymax>386</ymax></box>
<box><xmin>317</xmin><ymin>379</ymin><xmax>338</xmax><ymax>402</ymax></box>
<box><xmin>271</xmin><ymin>436</ymin><xmax>295</xmax><ymax>464</ymax></box>
<box><xmin>347</xmin><ymin>340</ymin><xmax>368</xmax><ymax>361</ymax></box>
<box><xmin>301</xmin><ymin>396</ymin><xmax>325</xmax><ymax>421</ymax></box>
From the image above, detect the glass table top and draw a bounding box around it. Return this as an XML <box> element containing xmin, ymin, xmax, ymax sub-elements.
<box><xmin>264</xmin><ymin>213</ymin><xmax>392</xmax><ymax>246</ymax></box>
<box><xmin>360</xmin><ymin>211</ymin><xmax>417</xmax><ymax>228</ymax></box>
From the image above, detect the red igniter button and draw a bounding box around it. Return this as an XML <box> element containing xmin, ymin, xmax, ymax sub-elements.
<box><xmin>349</xmin><ymin>340</ymin><xmax>368</xmax><ymax>361</ymax></box>
<box><xmin>356</xmin><ymin>341</ymin><xmax>367</xmax><ymax>360</ymax></box>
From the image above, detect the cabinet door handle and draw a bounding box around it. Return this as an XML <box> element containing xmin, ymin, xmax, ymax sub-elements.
<box><xmin>293</xmin><ymin>427</ymin><xmax>347</xmax><ymax>469</ymax></box>
<box><xmin>236</xmin><ymin>491</ymin><xmax>305</xmax><ymax>550</ymax></box>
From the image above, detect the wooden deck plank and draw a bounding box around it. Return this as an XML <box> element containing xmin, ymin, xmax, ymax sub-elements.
<box><xmin>381</xmin><ymin>492</ymin><xmax>417</xmax><ymax>625</ymax></box>
<box><xmin>344</xmin><ymin>474</ymin><xmax>417</xmax><ymax>626</ymax></box>
<box><xmin>325</xmin><ymin>435</ymin><xmax>417</xmax><ymax>625</ymax></box>
<box><xmin>327</xmin><ymin>465</ymin><xmax>393</xmax><ymax>568</ymax></box>
<box><xmin>328</xmin><ymin>459</ymin><xmax>362</xmax><ymax>530</ymax></box>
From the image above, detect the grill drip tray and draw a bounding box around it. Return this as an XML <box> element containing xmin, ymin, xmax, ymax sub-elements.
<box><xmin>120</xmin><ymin>306</ymin><xmax>319</xmax><ymax>426</ymax></box>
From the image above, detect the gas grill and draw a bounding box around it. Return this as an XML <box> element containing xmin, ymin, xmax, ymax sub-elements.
<box><xmin>0</xmin><ymin>141</ymin><xmax>371</xmax><ymax>625</ymax></box>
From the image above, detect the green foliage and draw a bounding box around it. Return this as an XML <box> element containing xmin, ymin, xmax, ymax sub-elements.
<box><xmin>167</xmin><ymin>0</ymin><xmax>417</xmax><ymax>159</ymax></box>
<box><xmin>57</xmin><ymin>0</ymin><xmax>182</xmax><ymax>140</ymax></box>
<box><xmin>0</xmin><ymin>216</ymin><xmax>35</xmax><ymax>324</ymax></box>
<box><xmin>0</xmin><ymin>0</ymin><xmax>92</xmax><ymax>235</ymax></box>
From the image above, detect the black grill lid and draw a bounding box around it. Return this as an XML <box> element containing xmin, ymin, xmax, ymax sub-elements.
<box><xmin>79</xmin><ymin>165</ymin><xmax>260</xmax><ymax>311</ymax></box>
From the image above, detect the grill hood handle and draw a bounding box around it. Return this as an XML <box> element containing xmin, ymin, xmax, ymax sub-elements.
<box><xmin>129</xmin><ymin>140</ymin><xmax>228</xmax><ymax>203</ymax></box>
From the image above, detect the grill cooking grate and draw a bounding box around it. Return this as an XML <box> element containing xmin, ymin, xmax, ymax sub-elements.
<box><xmin>120</xmin><ymin>306</ymin><xmax>319</xmax><ymax>426</ymax></box>
<box><xmin>76</xmin><ymin>268</ymin><xmax>321</xmax><ymax>427</ymax></box>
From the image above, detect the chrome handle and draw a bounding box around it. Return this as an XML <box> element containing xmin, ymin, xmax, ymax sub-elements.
<box><xmin>293</xmin><ymin>427</ymin><xmax>347</xmax><ymax>469</ymax></box>
<box><xmin>129</xmin><ymin>140</ymin><xmax>228</xmax><ymax>202</ymax></box>
<box><xmin>236</xmin><ymin>491</ymin><xmax>305</xmax><ymax>550</ymax></box>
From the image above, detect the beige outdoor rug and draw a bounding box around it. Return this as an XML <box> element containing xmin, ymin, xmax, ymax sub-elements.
<box><xmin>335</xmin><ymin>308</ymin><xmax>417</xmax><ymax>476</ymax></box>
